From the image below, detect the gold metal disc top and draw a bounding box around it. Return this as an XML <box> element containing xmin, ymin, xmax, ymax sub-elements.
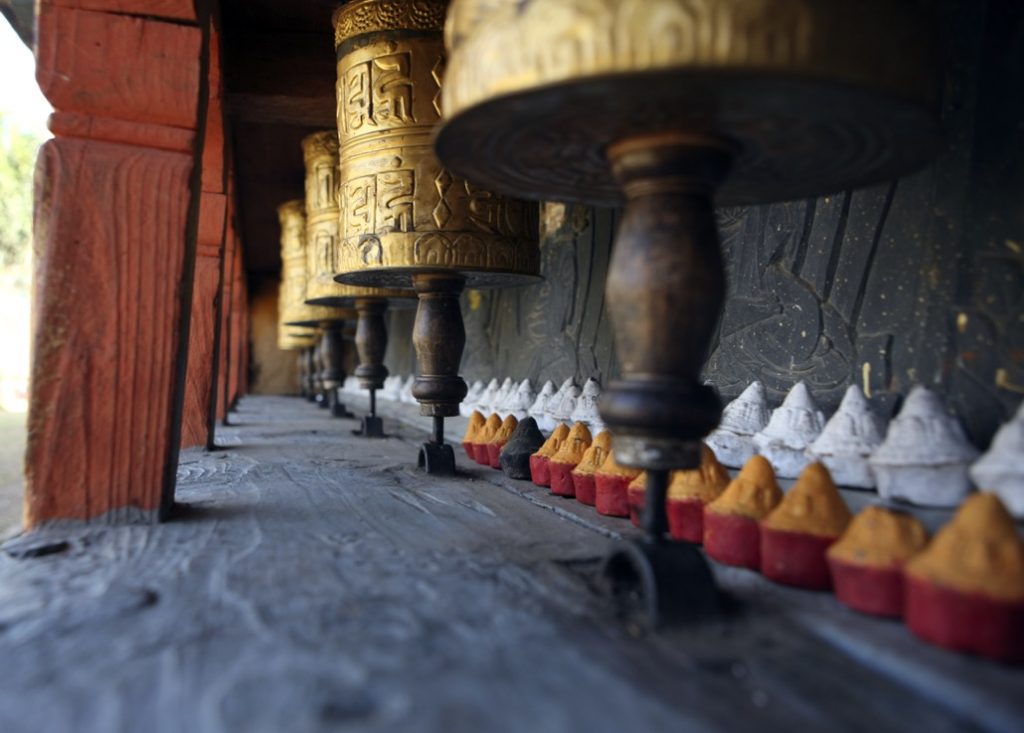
<box><xmin>435</xmin><ymin>0</ymin><xmax>942</xmax><ymax>207</ymax></box>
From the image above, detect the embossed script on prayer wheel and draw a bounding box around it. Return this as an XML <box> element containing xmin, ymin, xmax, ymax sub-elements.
<box><xmin>332</xmin><ymin>0</ymin><xmax>539</xmax><ymax>289</ymax></box>
<box><xmin>279</xmin><ymin>200</ymin><xmax>355</xmax><ymax>328</ymax></box>
<box><xmin>301</xmin><ymin>131</ymin><xmax>414</xmax><ymax>307</ymax></box>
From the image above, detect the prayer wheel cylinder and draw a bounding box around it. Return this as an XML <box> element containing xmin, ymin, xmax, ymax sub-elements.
<box><xmin>301</xmin><ymin>131</ymin><xmax>415</xmax><ymax>406</ymax></box>
<box><xmin>279</xmin><ymin>198</ymin><xmax>357</xmax><ymax>412</ymax></box>
<box><xmin>331</xmin><ymin>0</ymin><xmax>540</xmax><ymax>426</ymax></box>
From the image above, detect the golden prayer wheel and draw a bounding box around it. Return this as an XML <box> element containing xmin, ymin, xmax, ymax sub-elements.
<box><xmin>277</xmin><ymin>329</ymin><xmax>316</xmax><ymax>398</ymax></box>
<box><xmin>276</xmin><ymin>328</ymin><xmax>315</xmax><ymax>353</ymax></box>
<box><xmin>279</xmin><ymin>198</ymin><xmax>358</xmax><ymax>415</ymax></box>
<box><xmin>436</xmin><ymin>0</ymin><xmax>940</xmax><ymax>625</ymax></box>
<box><xmin>301</xmin><ymin>130</ymin><xmax>417</xmax><ymax>431</ymax></box>
<box><xmin>332</xmin><ymin>0</ymin><xmax>540</xmax><ymax>471</ymax></box>
<box><xmin>302</xmin><ymin>130</ymin><xmax>414</xmax><ymax>308</ymax></box>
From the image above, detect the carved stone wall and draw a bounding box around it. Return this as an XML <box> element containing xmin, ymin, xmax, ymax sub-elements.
<box><xmin>384</xmin><ymin>0</ymin><xmax>1022</xmax><ymax>448</ymax></box>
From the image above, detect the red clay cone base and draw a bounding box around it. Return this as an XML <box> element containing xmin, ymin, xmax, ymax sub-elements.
<box><xmin>667</xmin><ymin>497</ymin><xmax>705</xmax><ymax>544</ymax></box>
<box><xmin>549</xmin><ymin>461</ymin><xmax>577</xmax><ymax>497</ymax></box>
<box><xmin>487</xmin><ymin>442</ymin><xmax>506</xmax><ymax>469</ymax></box>
<box><xmin>595</xmin><ymin>474</ymin><xmax>631</xmax><ymax>517</ymax></box>
<box><xmin>905</xmin><ymin>575</ymin><xmax>1024</xmax><ymax>663</ymax></box>
<box><xmin>828</xmin><ymin>558</ymin><xmax>905</xmax><ymax>619</ymax></box>
<box><xmin>704</xmin><ymin>512</ymin><xmax>761</xmax><ymax>570</ymax></box>
<box><xmin>760</xmin><ymin>527</ymin><xmax>836</xmax><ymax>590</ymax></box>
<box><xmin>530</xmin><ymin>455</ymin><xmax>551</xmax><ymax>487</ymax></box>
<box><xmin>573</xmin><ymin>474</ymin><xmax>597</xmax><ymax>505</ymax></box>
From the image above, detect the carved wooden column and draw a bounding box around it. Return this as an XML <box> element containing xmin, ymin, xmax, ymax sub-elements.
<box><xmin>227</xmin><ymin>234</ymin><xmax>247</xmax><ymax>411</ymax></box>
<box><xmin>217</xmin><ymin>217</ymin><xmax>239</xmax><ymax>424</ymax></box>
<box><xmin>181</xmin><ymin>18</ymin><xmax>228</xmax><ymax>451</ymax></box>
<box><xmin>26</xmin><ymin>0</ymin><xmax>208</xmax><ymax>526</ymax></box>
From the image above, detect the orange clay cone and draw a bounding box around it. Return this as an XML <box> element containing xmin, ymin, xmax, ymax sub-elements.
<box><xmin>666</xmin><ymin>444</ymin><xmax>730</xmax><ymax>543</ymax></box>
<box><xmin>462</xmin><ymin>411</ymin><xmax>485</xmax><ymax>459</ymax></box>
<box><xmin>904</xmin><ymin>493</ymin><xmax>1024</xmax><ymax>662</ymax></box>
<box><xmin>530</xmin><ymin>423</ymin><xmax>569</xmax><ymax>487</ymax></box>
<box><xmin>595</xmin><ymin>450</ymin><xmax>641</xmax><ymax>517</ymax></box>
<box><xmin>571</xmin><ymin>431</ymin><xmax>611</xmax><ymax>506</ymax></box>
<box><xmin>760</xmin><ymin>462</ymin><xmax>851</xmax><ymax>590</ymax></box>
<box><xmin>472</xmin><ymin>413</ymin><xmax>502</xmax><ymax>465</ymax></box>
<box><xmin>549</xmin><ymin>423</ymin><xmax>593</xmax><ymax>497</ymax></box>
<box><xmin>704</xmin><ymin>455</ymin><xmax>782</xmax><ymax>569</ymax></box>
<box><xmin>827</xmin><ymin>506</ymin><xmax>927</xmax><ymax>618</ymax></box>
<box><xmin>486</xmin><ymin>415</ymin><xmax>519</xmax><ymax>469</ymax></box>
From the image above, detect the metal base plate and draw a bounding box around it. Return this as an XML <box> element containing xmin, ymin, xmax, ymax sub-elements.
<box><xmin>417</xmin><ymin>442</ymin><xmax>456</xmax><ymax>476</ymax></box>
<box><xmin>352</xmin><ymin>415</ymin><xmax>386</xmax><ymax>438</ymax></box>
<box><xmin>601</xmin><ymin>539</ymin><xmax>719</xmax><ymax>633</ymax></box>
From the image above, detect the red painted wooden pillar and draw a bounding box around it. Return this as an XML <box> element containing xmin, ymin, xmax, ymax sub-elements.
<box><xmin>216</xmin><ymin>212</ymin><xmax>238</xmax><ymax>424</ymax></box>
<box><xmin>228</xmin><ymin>245</ymin><xmax>247</xmax><ymax>409</ymax></box>
<box><xmin>181</xmin><ymin>17</ymin><xmax>227</xmax><ymax>450</ymax></box>
<box><xmin>25</xmin><ymin>0</ymin><xmax>207</xmax><ymax>526</ymax></box>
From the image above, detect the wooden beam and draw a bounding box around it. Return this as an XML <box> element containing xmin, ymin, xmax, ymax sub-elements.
<box><xmin>25</xmin><ymin>3</ymin><xmax>206</xmax><ymax>525</ymax></box>
<box><xmin>181</xmin><ymin>18</ymin><xmax>228</xmax><ymax>451</ymax></box>
<box><xmin>223</xmin><ymin>30</ymin><xmax>336</xmax><ymax>126</ymax></box>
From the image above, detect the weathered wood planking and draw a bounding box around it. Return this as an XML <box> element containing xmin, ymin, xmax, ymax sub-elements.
<box><xmin>2</xmin><ymin>396</ymin><xmax>1021</xmax><ymax>733</ymax></box>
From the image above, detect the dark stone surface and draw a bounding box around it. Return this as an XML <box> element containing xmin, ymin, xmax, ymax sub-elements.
<box><xmin>499</xmin><ymin>417</ymin><xmax>545</xmax><ymax>480</ymax></box>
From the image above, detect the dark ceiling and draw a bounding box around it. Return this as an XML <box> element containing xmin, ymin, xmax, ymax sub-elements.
<box><xmin>221</xmin><ymin>0</ymin><xmax>341</xmax><ymax>277</ymax></box>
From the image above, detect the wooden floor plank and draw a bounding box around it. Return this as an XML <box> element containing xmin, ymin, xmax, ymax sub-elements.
<box><xmin>0</xmin><ymin>396</ymin><xmax>1020</xmax><ymax>732</ymax></box>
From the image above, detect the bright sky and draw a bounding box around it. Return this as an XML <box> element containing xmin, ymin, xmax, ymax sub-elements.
<box><xmin>0</xmin><ymin>21</ymin><xmax>52</xmax><ymax>138</ymax></box>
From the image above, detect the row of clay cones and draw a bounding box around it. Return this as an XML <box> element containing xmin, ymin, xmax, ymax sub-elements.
<box><xmin>709</xmin><ymin>381</ymin><xmax>1022</xmax><ymax>515</ymax></box>
<box><xmin>357</xmin><ymin>374</ymin><xmax>1021</xmax><ymax>515</ymax></box>
<box><xmin>463</xmin><ymin>411</ymin><xmax>1024</xmax><ymax>665</ymax></box>
<box><xmin>634</xmin><ymin>450</ymin><xmax>1023</xmax><ymax>664</ymax></box>
<box><xmin>459</xmin><ymin>377</ymin><xmax>606</xmax><ymax>434</ymax></box>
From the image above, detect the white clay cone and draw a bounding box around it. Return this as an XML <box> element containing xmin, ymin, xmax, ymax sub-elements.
<box><xmin>869</xmin><ymin>386</ymin><xmax>979</xmax><ymax>507</ymax></box>
<box><xmin>504</xmin><ymin>379</ymin><xmax>536</xmax><ymax>420</ymax></box>
<box><xmin>806</xmin><ymin>385</ymin><xmax>884</xmax><ymax>489</ymax></box>
<box><xmin>706</xmin><ymin>380</ymin><xmax>770</xmax><ymax>468</ymax></box>
<box><xmin>530</xmin><ymin>380</ymin><xmax>557</xmax><ymax>432</ymax></box>
<box><xmin>382</xmin><ymin>376</ymin><xmax>401</xmax><ymax>401</ymax></box>
<box><xmin>399</xmin><ymin>375</ymin><xmax>416</xmax><ymax>404</ymax></box>
<box><xmin>476</xmin><ymin>378</ymin><xmax>500</xmax><ymax>416</ymax></box>
<box><xmin>490</xmin><ymin>377</ymin><xmax>515</xmax><ymax>416</ymax></box>
<box><xmin>460</xmin><ymin>380</ymin><xmax>485</xmax><ymax>417</ymax></box>
<box><xmin>969</xmin><ymin>401</ymin><xmax>1024</xmax><ymax>518</ymax></box>
<box><xmin>547</xmin><ymin>378</ymin><xmax>581</xmax><ymax>426</ymax></box>
<box><xmin>570</xmin><ymin>377</ymin><xmax>604</xmax><ymax>433</ymax></box>
<box><xmin>752</xmin><ymin>381</ymin><xmax>825</xmax><ymax>479</ymax></box>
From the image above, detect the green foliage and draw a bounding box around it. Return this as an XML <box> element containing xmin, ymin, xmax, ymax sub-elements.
<box><xmin>0</xmin><ymin>114</ymin><xmax>41</xmax><ymax>268</ymax></box>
